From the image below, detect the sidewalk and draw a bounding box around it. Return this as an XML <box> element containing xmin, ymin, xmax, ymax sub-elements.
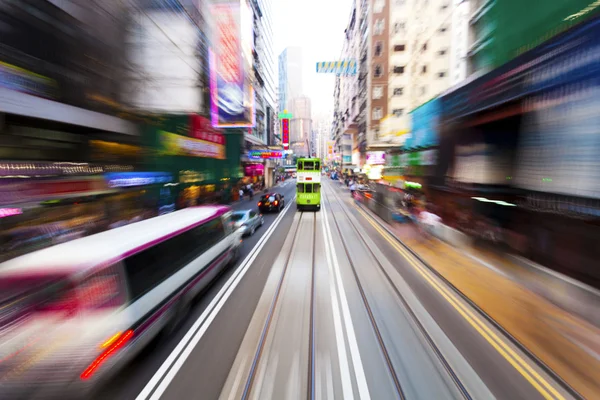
<box><xmin>359</xmin><ymin>204</ymin><xmax>600</xmax><ymax>399</ymax></box>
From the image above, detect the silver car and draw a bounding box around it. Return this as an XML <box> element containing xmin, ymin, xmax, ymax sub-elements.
<box><xmin>231</xmin><ymin>210</ymin><xmax>264</xmax><ymax>236</ymax></box>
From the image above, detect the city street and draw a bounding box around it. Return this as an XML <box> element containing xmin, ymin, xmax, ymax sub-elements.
<box><xmin>93</xmin><ymin>180</ymin><xmax>576</xmax><ymax>400</ymax></box>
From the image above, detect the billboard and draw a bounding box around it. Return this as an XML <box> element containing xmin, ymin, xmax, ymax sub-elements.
<box><xmin>210</xmin><ymin>1</ymin><xmax>255</xmax><ymax>128</ymax></box>
<box><xmin>316</xmin><ymin>60</ymin><xmax>357</xmax><ymax>75</ymax></box>
<box><xmin>160</xmin><ymin>131</ymin><xmax>226</xmax><ymax>159</ymax></box>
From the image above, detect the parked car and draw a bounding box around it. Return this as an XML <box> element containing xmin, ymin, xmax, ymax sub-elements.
<box><xmin>258</xmin><ymin>193</ymin><xmax>285</xmax><ymax>213</ymax></box>
<box><xmin>231</xmin><ymin>210</ymin><xmax>264</xmax><ymax>236</ymax></box>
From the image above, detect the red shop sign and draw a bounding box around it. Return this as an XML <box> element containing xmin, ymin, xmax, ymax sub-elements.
<box><xmin>189</xmin><ymin>115</ymin><xmax>226</xmax><ymax>145</ymax></box>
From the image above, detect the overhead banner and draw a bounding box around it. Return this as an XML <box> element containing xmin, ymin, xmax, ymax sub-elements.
<box><xmin>209</xmin><ymin>1</ymin><xmax>255</xmax><ymax>128</ymax></box>
<box><xmin>316</xmin><ymin>60</ymin><xmax>357</xmax><ymax>75</ymax></box>
<box><xmin>160</xmin><ymin>131</ymin><xmax>226</xmax><ymax>159</ymax></box>
<box><xmin>248</xmin><ymin>150</ymin><xmax>283</xmax><ymax>160</ymax></box>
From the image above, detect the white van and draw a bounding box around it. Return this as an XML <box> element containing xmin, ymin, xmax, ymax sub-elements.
<box><xmin>0</xmin><ymin>206</ymin><xmax>243</xmax><ymax>398</ymax></box>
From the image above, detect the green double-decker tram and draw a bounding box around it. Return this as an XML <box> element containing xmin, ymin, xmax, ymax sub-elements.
<box><xmin>296</xmin><ymin>158</ymin><xmax>321</xmax><ymax>211</ymax></box>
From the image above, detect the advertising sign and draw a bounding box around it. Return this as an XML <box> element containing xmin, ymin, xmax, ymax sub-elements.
<box><xmin>316</xmin><ymin>60</ymin><xmax>357</xmax><ymax>75</ymax></box>
<box><xmin>248</xmin><ymin>150</ymin><xmax>283</xmax><ymax>160</ymax></box>
<box><xmin>160</xmin><ymin>131</ymin><xmax>226</xmax><ymax>159</ymax></box>
<box><xmin>281</xmin><ymin>118</ymin><xmax>290</xmax><ymax>150</ymax></box>
<box><xmin>327</xmin><ymin>141</ymin><xmax>335</xmax><ymax>159</ymax></box>
<box><xmin>244</xmin><ymin>164</ymin><xmax>264</xmax><ymax>176</ymax></box>
<box><xmin>366</xmin><ymin>151</ymin><xmax>386</xmax><ymax>165</ymax></box>
<box><xmin>105</xmin><ymin>172</ymin><xmax>173</xmax><ymax>188</ymax></box>
<box><xmin>189</xmin><ymin>115</ymin><xmax>226</xmax><ymax>145</ymax></box>
<box><xmin>210</xmin><ymin>1</ymin><xmax>255</xmax><ymax>128</ymax></box>
<box><xmin>407</xmin><ymin>98</ymin><xmax>441</xmax><ymax>150</ymax></box>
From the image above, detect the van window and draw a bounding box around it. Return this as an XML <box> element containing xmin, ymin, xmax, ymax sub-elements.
<box><xmin>124</xmin><ymin>217</ymin><xmax>226</xmax><ymax>300</ymax></box>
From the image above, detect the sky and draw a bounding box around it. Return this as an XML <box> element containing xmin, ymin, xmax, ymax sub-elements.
<box><xmin>272</xmin><ymin>0</ymin><xmax>352</xmax><ymax>123</ymax></box>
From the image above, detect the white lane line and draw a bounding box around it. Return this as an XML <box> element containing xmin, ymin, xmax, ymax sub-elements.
<box><xmin>136</xmin><ymin>198</ymin><xmax>296</xmax><ymax>400</ymax></box>
<box><xmin>322</xmin><ymin>193</ymin><xmax>371</xmax><ymax>400</ymax></box>
<box><xmin>321</xmin><ymin>206</ymin><xmax>355</xmax><ymax>400</ymax></box>
<box><xmin>325</xmin><ymin>352</ymin><xmax>335</xmax><ymax>400</ymax></box>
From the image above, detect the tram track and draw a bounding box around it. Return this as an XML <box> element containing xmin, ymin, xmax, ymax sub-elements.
<box><xmin>240</xmin><ymin>212</ymin><xmax>318</xmax><ymax>400</ymax></box>
<box><xmin>324</xmin><ymin>186</ymin><xmax>472</xmax><ymax>400</ymax></box>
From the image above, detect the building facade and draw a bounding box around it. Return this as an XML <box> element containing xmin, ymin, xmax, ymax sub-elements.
<box><xmin>250</xmin><ymin>0</ymin><xmax>277</xmax><ymax>146</ymax></box>
<box><xmin>289</xmin><ymin>96</ymin><xmax>312</xmax><ymax>157</ymax></box>
<box><xmin>277</xmin><ymin>46</ymin><xmax>304</xmax><ymax>113</ymax></box>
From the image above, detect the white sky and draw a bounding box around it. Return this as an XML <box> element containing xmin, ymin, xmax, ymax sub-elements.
<box><xmin>272</xmin><ymin>0</ymin><xmax>352</xmax><ymax>122</ymax></box>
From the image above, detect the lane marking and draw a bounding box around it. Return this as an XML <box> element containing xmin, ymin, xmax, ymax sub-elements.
<box><xmin>321</xmin><ymin>207</ymin><xmax>355</xmax><ymax>400</ymax></box>
<box><xmin>136</xmin><ymin>197</ymin><xmax>296</xmax><ymax>400</ymax></box>
<box><xmin>322</xmin><ymin>193</ymin><xmax>372</xmax><ymax>400</ymax></box>
<box><xmin>352</xmin><ymin>203</ymin><xmax>565</xmax><ymax>400</ymax></box>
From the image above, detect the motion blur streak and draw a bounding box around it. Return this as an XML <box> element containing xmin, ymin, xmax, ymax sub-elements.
<box><xmin>81</xmin><ymin>330</ymin><xmax>134</xmax><ymax>380</ymax></box>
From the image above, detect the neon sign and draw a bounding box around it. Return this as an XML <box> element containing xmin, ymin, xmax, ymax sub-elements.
<box><xmin>282</xmin><ymin>118</ymin><xmax>289</xmax><ymax>150</ymax></box>
<box><xmin>248</xmin><ymin>150</ymin><xmax>283</xmax><ymax>159</ymax></box>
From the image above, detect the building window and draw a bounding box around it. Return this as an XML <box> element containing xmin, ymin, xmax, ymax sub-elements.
<box><xmin>438</xmin><ymin>71</ymin><xmax>447</xmax><ymax>78</ymax></box>
<box><xmin>375</xmin><ymin>41</ymin><xmax>383</xmax><ymax>57</ymax></box>
<box><xmin>421</xmin><ymin>65</ymin><xmax>427</xmax><ymax>74</ymax></box>
<box><xmin>393</xmin><ymin>87</ymin><xmax>403</xmax><ymax>96</ymax></box>
<box><xmin>394</xmin><ymin>22</ymin><xmax>405</xmax><ymax>33</ymax></box>
<box><xmin>438</xmin><ymin>49</ymin><xmax>447</xmax><ymax>56</ymax></box>
<box><xmin>373</xmin><ymin>107</ymin><xmax>383</xmax><ymax>120</ymax></box>
<box><xmin>393</xmin><ymin>44</ymin><xmax>406</xmax><ymax>52</ymax></box>
<box><xmin>372</xmin><ymin>86</ymin><xmax>383</xmax><ymax>99</ymax></box>
<box><xmin>374</xmin><ymin>0</ymin><xmax>385</xmax><ymax>13</ymax></box>
<box><xmin>392</xmin><ymin>108</ymin><xmax>404</xmax><ymax>117</ymax></box>
<box><xmin>393</xmin><ymin>65</ymin><xmax>405</xmax><ymax>74</ymax></box>
<box><xmin>374</xmin><ymin>19</ymin><xmax>385</xmax><ymax>35</ymax></box>
<box><xmin>374</xmin><ymin>64</ymin><xmax>383</xmax><ymax>77</ymax></box>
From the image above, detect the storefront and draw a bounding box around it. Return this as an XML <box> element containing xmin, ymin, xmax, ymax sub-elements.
<box><xmin>439</xmin><ymin>15</ymin><xmax>600</xmax><ymax>286</ymax></box>
<box><xmin>142</xmin><ymin>114</ymin><xmax>244</xmax><ymax>207</ymax></box>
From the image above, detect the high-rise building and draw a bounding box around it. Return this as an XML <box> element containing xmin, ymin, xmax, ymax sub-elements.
<box><xmin>250</xmin><ymin>0</ymin><xmax>277</xmax><ymax>146</ymax></box>
<box><xmin>332</xmin><ymin>0</ymin><xmax>363</xmax><ymax>168</ymax></box>
<box><xmin>278</xmin><ymin>47</ymin><xmax>303</xmax><ymax>113</ymax></box>
<box><xmin>378</xmin><ymin>0</ymin><xmax>456</xmax><ymax>141</ymax></box>
<box><xmin>289</xmin><ymin>96</ymin><xmax>312</xmax><ymax>157</ymax></box>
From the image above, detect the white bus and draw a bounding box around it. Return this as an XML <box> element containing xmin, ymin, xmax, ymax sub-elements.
<box><xmin>0</xmin><ymin>206</ymin><xmax>243</xmax><ymax>398</ymax></box>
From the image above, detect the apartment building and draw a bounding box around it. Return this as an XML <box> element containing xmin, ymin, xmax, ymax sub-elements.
<box><xmin>332</xmin><ymin>0</ymin><xmax>365</xmax><ymax>167</ymax></box>
<box><xmin>379</xmin><ymin>0</ymin><xmax>455</xmax><ymax>140</ymax></box>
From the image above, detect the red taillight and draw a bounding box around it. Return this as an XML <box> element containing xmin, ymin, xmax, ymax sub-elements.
<box><xmin>258</xmin><ymin>202</ymin><xmax>262</xmax><ymax>206</ymax></box>
<box><xmin>80</xmin><ymin>330</ymin><xmax>134</xmax><ymax>380</ymax></box>
<box><xmin>273</xmin><ymin>200</ymin><xmax>278</xmax><ymax>206</ymax></box>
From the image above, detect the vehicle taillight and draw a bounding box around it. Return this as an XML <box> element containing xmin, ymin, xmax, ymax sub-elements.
<box><xmin>258</xmin><ymin>202</ymin><xmax>262</xmax><ymax>206</ymax></box>
<box><xmin>80</xmin><ymin>330</ymin><xmax>134</xmax><ymax>380</ymax></box>
<box><xmin>273</xmin><ymin>200</ymin><xmax>278</xmax><ymax>206</ymax></box>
